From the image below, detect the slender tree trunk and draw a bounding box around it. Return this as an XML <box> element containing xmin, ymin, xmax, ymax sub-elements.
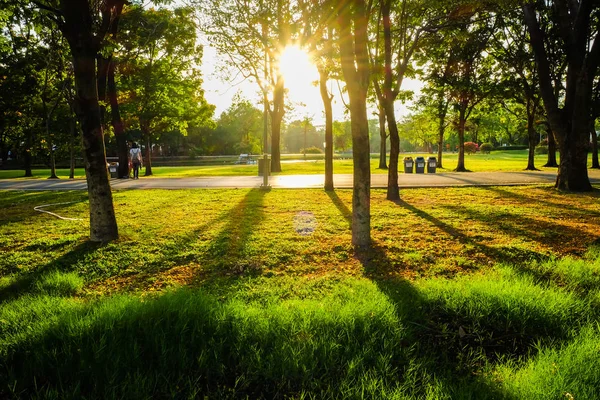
<box><xmin>382</xmin><ymin>0</ymin><xmax>399</xmax><ymax>201</ymax></box>
<box><xmin>319</xmin><ymin>69</ymin><xmax>334</xmax><ymax>191</ymax></box>
<box><xmin>591</xmin><ymin>119</ymin><xmax>599</xmax><ymax>168</ymax></box>
<box><xmin>270</xmin><ymin>76</ymin><xmax>284</xmax><ymax>173</ymax></box>
<box><xmin>544</xmin><ymin>123</ymin><xmax>559</xmax><ymax>167</ymax></box>
<box><xmin>144</xmin><ymin>129</ymin><xmax>153</xmax><ymax>176</ymax></box>
<box><xmin>378</xmin><ymin>102</ymin><xmax>387</xmax><ymax>169</ymax></box>
<box><xmin>46</xmin><ymin>119</ymin><xmax>59</xmax><ymax>179</ymax></box>
<box><xmin>338</xmin><ymin>0</ymin><xmax>371</xmax><ymax>248</ymax></box>
<box><xmin>455</xmin><ymin>107</ymin><xmax>467</xmax><ymax>172</ymax></box>
<box><xmin>385</xmin><ymin>100</ymin><xmax>400</xmax><ymax>200</ymax></box>
<box><xmin>525</xmin><ymin>108</ymin><xmax>538</xmax><ymax>170</ymax></box>
<box><xmin>108</xmin><ymin>59</ymin><xmax>128</xmax><ymax>178</ymax></box>
<box><xmin>24</xmin><ymin>141</ymin><xmax>33</xmax><ymax>177</ymax></box>
<box><xmin>72</xmin><ymin>51</ymin><xmax>118</xmax><ymax>241</ymax></box>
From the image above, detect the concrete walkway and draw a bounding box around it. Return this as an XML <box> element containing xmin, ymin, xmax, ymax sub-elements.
<box><xmin>2</xmin><ymin>170</ymin><xmax>600</xmax><ymax>191</ymax></box>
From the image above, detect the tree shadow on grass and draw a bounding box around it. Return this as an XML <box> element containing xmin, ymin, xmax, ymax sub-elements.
<box><xmin>325</xmin><ymin>190</ymin><xmax>351</xmax><ymax>226</ymax></box>
<box><xmin>394</xmin><ymin>199</ymin><xmax>548</xmax><ymax>265</ymax></box>
<box><xmin>0</xmin><ymin>241</ymin><xmax>102</xmax><ymax>303</ymax></box>
<box><xmin>481</xmin><ymin>185</ymin><xmax>600</xmax><ymax>219</ymax></box>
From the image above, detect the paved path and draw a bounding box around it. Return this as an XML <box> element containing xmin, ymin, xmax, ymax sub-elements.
<box><xmin>2</xmin><ymin>170</ymin><xmax>600</xmax><ymax>190</ymax></box>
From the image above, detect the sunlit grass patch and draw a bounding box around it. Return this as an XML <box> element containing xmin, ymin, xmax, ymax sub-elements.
<box><xmin>494</xmin><ymin>325</ymin><xmax>600</xmax><ymax>400</ymax></box>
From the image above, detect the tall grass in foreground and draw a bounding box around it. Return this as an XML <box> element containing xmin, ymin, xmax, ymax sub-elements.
<box><xmin>2</xmin><ymin>240</ymin><xmax>600</xmax><ymax>399</ymax></box>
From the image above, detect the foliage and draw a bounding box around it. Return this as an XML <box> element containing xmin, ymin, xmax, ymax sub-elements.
<box><xmin>535</xmin><ymin>145</ymin><xmax>549</xmax><ymax>155</ymax></box>
<box><xmin>464</xmin><ymin>142</ymin><xmax>479</xmax><ymax>154</ymax></box>
<box><xmin>479</xmin><ymin>143</ymin><xmax>493</xmax><ymax>153</ymax></box>
<box><xmin>300</xmin><ymin>146</ymin><xmax>324</xmax><ymax>154</ymax></box>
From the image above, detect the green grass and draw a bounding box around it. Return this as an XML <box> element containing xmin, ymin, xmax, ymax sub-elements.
<box><xmin>0</xmin><ymin>150</ymin><xmax>569</xmax><ymax>179</ymax></box>
<box><xmin>1</xmin><ymin>186</ymin><xmax>600</xmax><ymax>398</ymax></box>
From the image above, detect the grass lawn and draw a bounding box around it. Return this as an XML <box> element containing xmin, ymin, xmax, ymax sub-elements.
<box><xmin>0</xmin><ymin>150</ymin><xmax>566</xmax><ymax>179</ymax></box>
<box><xmin>1</xmin><ymin>186</ymin><xmax>600</xmax><ymax>398</ymax></box>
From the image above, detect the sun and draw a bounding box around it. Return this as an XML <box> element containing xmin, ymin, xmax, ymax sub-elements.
<box><xmin>278</xmin><ymin>45</ymin><xmax>320</xmax><ymax>107</ymax></box>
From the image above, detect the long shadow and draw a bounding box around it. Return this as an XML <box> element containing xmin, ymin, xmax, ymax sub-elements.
<box><xmin>88</xmin><ymin>189</ymin><xmax>269</xmax><ymax>293</ymax></box>
<box><xmin>395</xmin><ymin>199</ymin><xmax>548</xmax><ymax>265</ymax></box>
<box><xmin>481</xmin><ymin>185</ymin><xmax>600</xmax><ymax>219</ymax></box>
<box><xmin>326</xmin><ymin>190</ymin><xmax>351</xmax><ymax>226</ymax></box>
<box><xmin>0</xmin><ymin>241</ymin><xmax>101</xmax><ymax>303</ymax></box>
<box><xmin>440</xmin><ymin>201</ymin><xmax>595</xmax><ymax>253</ymax></box>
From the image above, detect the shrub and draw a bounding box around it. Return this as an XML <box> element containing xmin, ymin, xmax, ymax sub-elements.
<box><xmin>301</xmin><ymin>146</ymin><xmax>324</xmax><ymax>154</ymax></box>
<box><xmin>535</xmin><ymin>145</ymin><xmax>548</xmax><ymax>155</ymax></box>
<box><xmin>464</xmin><ymin>142</ymin><xmax>479</xmax><ymax>154</ymax></box>
<box><xmin>479</xmin><ymin>143</ymin><xmax>493</xmax><ymax>154</ymax></box>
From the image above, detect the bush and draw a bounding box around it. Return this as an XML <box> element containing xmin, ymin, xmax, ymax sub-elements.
<box><xmin>301</xmin><ymin>146</ymin><xmax>324</xmax><ymax>154</ymax></box>
<box><xmin>535</xmin><ymin>145</ymin><xmax>548</xmax><ymax>155</ymax></box>
<box><xmin>464</xmin><ymin>142</ymin><xmax>479</xmax><ymax>154</ymax></box>
<box><xmin>479</xmin><ymin>143</ymin><xmax>493</xmax><ymax>154</ymax></box>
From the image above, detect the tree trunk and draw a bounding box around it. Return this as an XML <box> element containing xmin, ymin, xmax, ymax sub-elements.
<box><xmin>544</xmin><ymin>123</ymin><xmax>559</xmax><ymax>167</ymax></box>
<box><xmin>24</xmin><ymin>144</ymin><xmax>33</xmax><ymax>177</ymax></box>
<box><xmin>385</xmin><ymin>99</ymin><xmax>400</xmax><ymax>200</ymax></box>
<box><xmin>72</xmin><ymin>52</ymin><xmax>119</xmax><ymax>241</ymax></box>
<box><xmin>525</xmin><ymin>109</ymin><xmax>538</xmax><ymax>170</ymax></box>
<box><xmin>338</xmin><ymin>0</ymin><xmax>371</xmax><ymax>249</ymax></box>
<box><xmin>144</xmin><ymin>130</ymin><xmax>153</xmax><ymax>176</ymax></box>
<box><xmin>378</xmin><ymin>102</ymin><xmax>387</xmax><ymax>169</ymax></box>
<box><xmin>270</xmin><ymin>76</ymin><xmax>284</xmax><ymax>173</ymax></box>
<box><xmin>522</xmin><ymin>4</ymin><xmax>593</xmax><ymax>191</ymax></box>
<box><xmin>46</xmin><ymin>119</ymin><xmax>59</xmax><ymax>179</ymax></box>
<box><xmin>591</xmin><ymin>120</ymin><xmax>599</xmax><ymax>168</ymax></box>
<box><xmin>108</xmin><ymin>59</ymin><xmax>128</xmax><ymax>178</ymax></box>
<box><xmin>455</xmin><ymin>107</ymin><xmax>467</xmax><ymax>172</ymax></box>
<box><xmin>319</xmin><ymin>68</ymin><xmax>334</xmax><ymax>191</ymax></box>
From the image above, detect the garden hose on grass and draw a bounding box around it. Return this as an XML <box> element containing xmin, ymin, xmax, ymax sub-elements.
<box><xmin>34</xmin><ymin>202</ymin><xmax>83</xmax><ymax>221</ymax></box>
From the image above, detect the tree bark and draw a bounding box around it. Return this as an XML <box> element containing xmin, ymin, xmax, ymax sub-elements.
<box><xmin>338</xmin><ymin>0</ymin><xmax>371</xmax><ymax>248</ymax></box>
<box><xmin>319</xmin><ymin>68</ymin><xmax>334</xmax><ymax>191</ymax></box>
<box><xmin>72</xmin><ymin>52</ymin><xmax>119</xmax><ymax>241</ymax></box>
<box><xmin>522</xmin><ymin>3</ymin><xmax>594</xmax><ymax>191</ymax></box>
<box><xmin>108</xmin><ymin>59</ymin><xmax>128</xmax><ymax>178</ymax></box>
<box><xmin>378</xmin><ymin>102</ymin><xmax>387</xmax><ymax>169</ymax></box>
<box><xmin>143</xmin><ymin>125</ymin><xmax>153</xmax><ymax>176</ymax></box>
<box><xmin>525</xmin><ymin>106</ymin><xmax>538</xmax><ymax>170</ymax></box>
<box><xmin>591</xmin><ymin>120</ymin><xmax>599</xmax><ymax>168</ymax></box>
<box><xmin>455</xmin><ymin>106</ymin><xmax>467</xmax><ymax>172</ymax></box>
<box><xmin>544</xmin><ymin>122</ymin><xmax>559</xmax><ymax>167</ymax></box>
<box><xmin>270</xmin><ymin>75</ymin><xmax>284</xmax><ymax>173</ymax></box>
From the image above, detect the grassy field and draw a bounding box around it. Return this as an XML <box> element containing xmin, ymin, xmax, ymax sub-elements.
<box><xmin>0</xmin><ymin>150</ymin><xmax>565</xmax><ymax>179</ymax></box>
<box><xmin>1</xmin><ymin>186</ymin><xmax>600</xmax><ymax>398</ymax></box>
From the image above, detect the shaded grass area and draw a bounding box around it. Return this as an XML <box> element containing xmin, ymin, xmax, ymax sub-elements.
<box><xmin>1</xmin><ymin>187</ymin><xmax>600</xmax><ymax>398</ymax></box>
<box><xmin>0</xmin><ymin>150</ymin><xmax>570</xmax><ymax>179</ymax></box>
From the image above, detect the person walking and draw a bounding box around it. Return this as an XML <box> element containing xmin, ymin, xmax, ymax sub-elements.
<box><xmin>129</xmin><ymin>143</ymin><xmax>143</xmax><ymax>179</ymax></box>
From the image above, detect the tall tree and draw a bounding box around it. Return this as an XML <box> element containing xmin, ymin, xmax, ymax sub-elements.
<box><xmin>199</xmin><ymin>0</ymin><xmax>296</xmax><ymax>173</ymax></box>
<box><xmin>522</xmin><ymin>0</ymin><xmax>600</xmax><ymax>191</ymax></box>
<box><xmin>118</xmin><ymin>5</ymin><xmax>212</xmax><ymax>176</ymax></box>
<box><xmin>493</xmin><ymin>12</ymin><xmax>541</xmax><ymax>170</ymax></box>
<box><xmin>43</xmin><ymin>0</ymin><xmax>124</xmax><ymax>241</ymax></box>
<box><xmin>443</xmin><ymin>8</ymin><xmax>497</xmax><ymax>171</ymax></box>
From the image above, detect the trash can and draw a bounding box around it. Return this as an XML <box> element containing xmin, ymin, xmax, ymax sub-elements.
<box><xmin>427</xmin><ymin>157</ymin><xmax>437</xmax><ymax>173</ymax></box>
<box><xmin>415</xmin><ymin>157</ymin><xmax>425</xmax><ymax>173</ymax></box>
<box><xmin>258</xmin><ymin>157</ymin><xmax>271</xmax><ymax>176</ymax></box>
<box><xmin>403</xmin><ymin>157</ymin><xmax>414</xmax><ymax>173</ymax></box>
<box><xmin>108</xmin><ymin>162</ymin><xmax>118</xmax><ymax>179</ymax></box>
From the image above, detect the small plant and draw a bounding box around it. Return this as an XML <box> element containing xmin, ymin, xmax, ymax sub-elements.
<box><xmin>464</xmin><ymin>142</ymin><xmax>479</xmax><ymax>154</ymax></box>
<box><xmin>301</xmin><ymin>146</ymin><xmax>324</xmax><ymax>154</ymax></box>
<box><xmin>479</xmin><ymin>143</ymin><xmax>493</xmax><ymax>154</ymax></box>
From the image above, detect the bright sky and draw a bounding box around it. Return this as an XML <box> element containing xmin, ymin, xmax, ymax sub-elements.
<box><xmin>201</xmin><ymin>44</ymin><xmax>423</xmax><ymax>125</ymax></box>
